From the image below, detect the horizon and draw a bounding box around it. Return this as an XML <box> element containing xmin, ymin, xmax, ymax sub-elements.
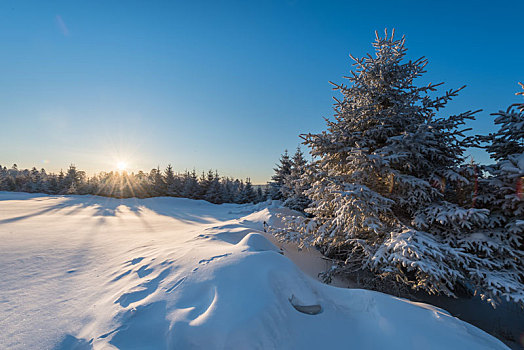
<box><xmin>1</xmin><ymin>0</ymin><xmax>523</xmax><ymax>183</ymax></box>
<box><xmin>0</xmin><ymin>161</ymin><xmax>272</xmax><ymax>185</ymax></box>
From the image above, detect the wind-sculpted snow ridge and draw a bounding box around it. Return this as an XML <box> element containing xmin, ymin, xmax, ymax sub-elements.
<box><xmin>0</xmin><ymin>192</ymin><xmax>509</xmax><ymax>349</ymax></box>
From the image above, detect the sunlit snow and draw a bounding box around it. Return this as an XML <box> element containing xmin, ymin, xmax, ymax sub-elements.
<box><xmin>0</xmin><ymin>192</ymin><xmax>508</xmax><ymax>349</ymax></box>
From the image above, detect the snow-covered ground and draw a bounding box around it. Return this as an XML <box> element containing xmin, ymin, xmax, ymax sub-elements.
<box><xmin>0</xmin><ymin>192</ymin><xmax>510</xmax><ymax>349</ymax></box>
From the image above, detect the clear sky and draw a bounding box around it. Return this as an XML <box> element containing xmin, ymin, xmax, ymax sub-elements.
<box><xmin>1</xmin><ymin>0</ymin><xmax>523</xmax><ymax>184</ymax></box>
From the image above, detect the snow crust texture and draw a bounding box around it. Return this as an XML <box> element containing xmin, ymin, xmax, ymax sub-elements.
<box><xmin>0</xmin><ymin>193</ymin><xmax>508</xmax><ymax>349</ymax></box>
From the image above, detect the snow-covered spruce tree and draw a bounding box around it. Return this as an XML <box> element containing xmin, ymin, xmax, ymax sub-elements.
<box><xmin>164</xmin><ymin>164</ymin><xmax>178</xmax><ymax>197</ymax></box>
<box><xmin>205</xmin><ymin>171</ymin><xmax>223</xmax><ymax>204</ymax></box>
<box><xmin>256</xmin><ymin>186</ymin><xmax>265</xmax><ymax>203</ymax></box>
<box><xmin>282</xmin><ymin>147</ymin><xmax>312</xmax><ymax>212</ymax></box>
<box><xmin>182</xmin><ymin>169</ymin><xmax>199</xmax><ymax>199</ymax></box>
<box><xmin>484</xmin><ymin>83</ymin><xmax>524</xmax><ymax>162</ymax></box>
<box><xmin>62</xmin><ymin>165</ymin><xmax>84</xmax><ymax>195</ymax></box>
<box><xmin>148</xmin><ymin>167</ymin><xmax>167</xmax><ymax>196</ymax></box>
<box><xmin>269</xmin><ymin>150</ymin><xmax>292</xmax><ymax>200</ymax></box>
<box><xmin>239</xmin><ymin>178</ymin><xmax>257</xmax><ymax>204</ymax></box>
<box><xmin>475</xmin><ymin>84</ymin><xmax>524</xmax><ymax>302</ymax></box>
<box><xmin>273</xmin><ymin>30</ymin><xmax>524</xmax><ymax>306</ymax></box>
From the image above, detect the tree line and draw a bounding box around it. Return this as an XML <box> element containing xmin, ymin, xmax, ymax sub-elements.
<box><xmin>0</xmin><ymin>164</ymin><xmax>267</xmax><ymax>204</ymax></box>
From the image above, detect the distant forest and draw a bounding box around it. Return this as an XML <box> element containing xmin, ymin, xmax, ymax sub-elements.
<box><xmin>0</xmin><ymin>164</ymin><xmax>267</xmax><ymax>204</ymax></box>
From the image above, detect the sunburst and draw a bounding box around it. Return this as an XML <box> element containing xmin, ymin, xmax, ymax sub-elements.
<box><xmin>116</xmin><ymin>161</ymin><xmax>127</xmax><ymax>171</ymax></box>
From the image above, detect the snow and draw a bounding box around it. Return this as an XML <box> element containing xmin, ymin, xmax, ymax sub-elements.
<box><xmin>0</xmin><ymin>192</ymin><xmax>509</xmax><ymax>349</ymax></box>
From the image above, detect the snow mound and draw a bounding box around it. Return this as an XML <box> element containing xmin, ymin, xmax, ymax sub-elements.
<box><xmin>236</xmin><ymin>233</ymin><xmax>281</xmax><ymax>253</ymax></box>
<box><xmin>0</xmin><ymin>193</ymin><xmax>509</xmax><ymax>349</ymax></box>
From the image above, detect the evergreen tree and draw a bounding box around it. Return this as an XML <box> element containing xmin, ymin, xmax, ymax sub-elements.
<box><xmin>263</xmin><ymin>186</ymin><xmax>271</xmax><ymax>202</ymax></box>
<box><xmin>150</xmin><ymin>167</ymin><xmax>167</xmax><ymax>196</ymax></box>
<box><xmin>273</xmin><ymin>30</ymin><xmax>523</xmax><ymax>306</ymax></box>
<box><xmin>134</xmin><ymin>170</ymin><xmax>149</xmax><ymax>197</ymax></box>
<box><xmin>475</xmin><ymin>84</ymin><xmax>524</xmax><ymax>303</ymax></box>
<box><xmin>270</xmin><ymin>150</ymin><xmax>292</xmax><ymax>200</ymax></box>
<box><xmin>182</xmin><ymin>169</ymin><xmax>199</xmax><ymax>199</ymax></box>
<box><xmin>234</xmin><ymin>179</ymin><xmax>245</xmax><ymax>203</ymax></box>
<box><xmin>198</xmin><ymin>170</ymin><xmax>215</xmax><ymax>199</ymax></box>
<box><xmin>164</xmin><ymin>164</ymin><xmax>179</xmax><ymax>196</ymax></box>
<box><xmin>241</xmin><ymin>178</ymin><xmax>257</xmax><ymax>203</ymax></box>
<box><xmin>119</xmin><ymin>171</ymin><xmax>133</xmax><ymax>198</ymax></box>
<box><xmin>219</xmin><ymin>177</ymin><xmax>233</xmax><ymax>203</ymax></box>
<box><xmin>282</xmin><ymin>147</ymin><xmax>311</xmax><ymax>212</ymax></box>
<box><xmin>62</xmin><ymin>165</ymin><xmax>83</xmax><ymax>194</ymax></box>
<box><xmin>57</xmin><ymin>170</ymin><xmax>65</xmax><ymax>193</ymax></box>
<box><xmin>38</xmin><ymin>168</ymin><xmax>49</xmax><ymax>193</ymax></box>
<box><xmin>5</xmin><ymin>165</ymin><xmax>19</xmax><ymax>191</ymax></box>
<box><xmin>28</xmin><ymin>167</ymin><xmax>40</xmax><ymax>193</ymax></box>
<box><xmin>484</xmin><ymin>83</ymin><xmax>524</xmax><ymax>162</ymax></box>
<box><xmin>205</xmin><ymin>171</ymin><xmax>223</xmax><ymax>204</ymax></box>
<box><xmin>256</xmin><ymin>187</ymin><xmax>264</xmax><ymax>203</ymax></box>
<box><xmin>47</xmin><ymin>174</ymin><xmax>58</xmax><ymax>194</ymax></box>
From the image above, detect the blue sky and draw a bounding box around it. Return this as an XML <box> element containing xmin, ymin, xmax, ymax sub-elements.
<box><xmin>1</xmin><ymin>0</ymin><xmax>522</xmax><ymax>183</ymax></box>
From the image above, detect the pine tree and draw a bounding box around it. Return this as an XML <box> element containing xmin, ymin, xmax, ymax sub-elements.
<box><xmin>263</xmin><ymin>186</ymin><xmax>271</xmax><ymax>202</ymax></box>
<box><xmin>256</xmin><ymin>187</ymin><xmax>264</xmax><ymax>203</ymax></box>
<box><xmin>62</xmin><ymin>165</ymin><xmax>83</xmax><ymax>194</ymax></box>
<box><xmin>274</xmin><ymin>30</ymin><xmax>523</xmax><ymax>306</ymax></box>
<box><xmin>282</xmin><ymin>147</ymin><xmax>311</xmax><ymax>212</ymax></box>
<box><xmin>164</xmin><ymin>164</ymin><xmax>175</xmax><ymax>195</ymax></box>
<box><xmin>150</xmin><ymin>166</ymin><xmax>167</xmax><ymax>196</ymax></box>
<box><xmin>220</xmin><ymin>177</ymin><xmax>234</xmax><ymax>203</ymax></box>
<box><xmin>475</xmin><ymin>84</ymin><xmax>524</xmax><ymax>304</ymax></box>
<box><xmin>38</xmin><ymin>168</ymin><xmax>49</xmax><ymax>193</ymax></box>
<box><xmin>205</xmin><ymin>171</ymin><xmax>223</xmax><ymax>204</ymax></box>
<box><xmin>484</xmin><ymin>83</ymin><xmax>524</xmax><ymax>162</ymax></box>
<box><xmin>242</xmin><ymin>178</ymin><xmax>257</xmax><ymax>203</ymax></box>
<box><xmin>234</xmin><ymin>180</ymin><xmax>244</xmax><ymax>203</ymax></box>
<box><xmin>182</xmin><ymin>169</ymin><xmax>199</xmax><ymax>199</ymax></box>
<box><xmin>270</xmin><ymin>150</ymin><xmax>292</xmax><ymax>200</ymax></box>
<box><xmin>57</xmin><ymin>169</ymin><xmax>65</xmax><ymax>192</ymax></box>
<box><xmin>28</xmin><ymin>167</ymin><xmax>40</xmax><ymax>193</ymax></box>
<box><xmin>134</xmin><ymin>170</ymin><xmax>149</xmax><ymax>197</ymax></box>
<box><xmin>47</xmin><ymin>174</ymin><xmax>58</xmax><ymax>194</ymax></box>
<box><xmin>198</xmin><ymin>170</ymin><xmax>215</xmax><ymax>199</ymax></box>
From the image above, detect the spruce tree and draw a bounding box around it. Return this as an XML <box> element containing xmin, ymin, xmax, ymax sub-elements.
<box><xmin>182</xmin><ymin>169</ymin><xmax>199</xmax><ymax>199</ymax></box>
<box><xmin>205</xmin><ymin>171</ymin><xmax>223</xmax><ymax>204</ymax></box>
<box><xmin>282</xmin><ymin>147</ymin><xmax>311</xmax><ymax>212</ymax></box>
<box><xmin>270</xmin><ymin>150</ymin><xmax>292</xmax><ymax>200</ymax></box>
<box><xmin>484</xmin><ymin>83</ymin><xmax>524</xmax><ymax>161</ymax></box>
<box><xmin>475</xmin><ymin>84</ymin><xmax>524</xmax><ymax>305</ymax></box>
<box><xmin>57</xmin><ymin>169</ymin><xmax>65</xmax><ymax>192</ymax></box>
<box><xmin>47</xmin><ymin>175</ymin><xmax>59</xmax><ymax>194</ymax></box>
<box><xmin>150</xmin><ymin>166</ymin><xmax>167</xmax><ymax>196</ymax></box>
<box><xmin>62</xmin><ymin>165</ymin><xmax>83</xmax><ymax>194</ymax></box>
<box><xmin>220</xmin><ymin>177</ymin><xmax>234</xmax><ymax>203</ymax></box>
<box><xmin>275</xmin><ymin>30</ymin><xmax>523</xmax><ymax>306</ymax></box>
<box><xmin>164</xmin><ymin>164</ymin><xmax>177</xmax><ymax>196</ymax></box>
<box><xmin>256</xmin><ymin>187</ymin><xmax>264</xmax><ymax>203</ymax></box>
<box><xmin>242</xmin><ymin>178</ymin><xmax>257</xmax><ymax>203</ymax></box>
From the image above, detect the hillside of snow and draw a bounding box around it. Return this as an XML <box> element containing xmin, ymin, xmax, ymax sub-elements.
<box><xmin>0</xmin><ymin>192</ymin><xmax>509</xmax><ymax>349</ymax></box>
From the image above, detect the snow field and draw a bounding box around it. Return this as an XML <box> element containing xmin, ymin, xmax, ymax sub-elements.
<box><xmin>0</xmin><ymin>192</ymin><xmax>509</xmax><ymax>349</ymax></box>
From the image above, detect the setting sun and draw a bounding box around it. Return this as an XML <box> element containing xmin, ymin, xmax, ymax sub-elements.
<box><xmin>116</xmin><ymin>161</ymin><xmax>127</xmax><ymax>171</ymax></box>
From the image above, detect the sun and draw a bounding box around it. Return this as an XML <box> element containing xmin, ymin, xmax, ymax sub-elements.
<box><xmin>116</xmin><ymin>161</ymin><xmax>127</xmax><ymax>171</ymax></box>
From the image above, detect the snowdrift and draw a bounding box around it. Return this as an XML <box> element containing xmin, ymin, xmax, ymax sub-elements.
<box><xmin>0</xmin><ymin>192</ymin><xmax>508</xmax><ymax>349</ymax></box>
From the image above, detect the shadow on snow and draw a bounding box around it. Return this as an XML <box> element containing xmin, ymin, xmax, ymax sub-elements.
<box><xmin>0</xmin><ymin>192</ymin><xmax>238</xmax><ymax>225</ymax></box>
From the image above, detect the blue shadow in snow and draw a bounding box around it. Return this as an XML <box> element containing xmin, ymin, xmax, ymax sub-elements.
<box><xmin>0</xmin><ymin>192</ymin><xmax>238</xmax><ymax>225</ymax></box>
<box><xmin>53</xmin><ymin>335</ymin><xmax>92</xmax><ymax>350</ymax></box>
